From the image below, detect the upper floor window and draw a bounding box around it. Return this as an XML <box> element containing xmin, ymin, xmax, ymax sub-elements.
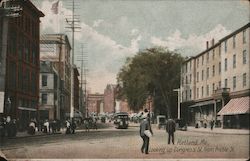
<box><xmin>206</xmin><ymin>52</ymin><xmax>209</xmax><ymax>63</ymax></box>
<box><xmin>225</xmin><ymin>79</ymin><xmax>228</xmax><ymax>88</ymax></box>
<box><xmin>202</xmin><ymin>55</ymin><xmax>204</xmax><ymax>65</ymax></box>
<box><xmin>224</xmin><ymin>40</ymin><xmax>227</xmax><ymax>53</ymax></box>
<box><xmin>206</xmin><ymin>67</ymin><xmax>209</xmax><ymax>78</ymax></box>
<box><xmin>197</xmin><ymin>88</ymin><xmax>199</xmax><ymax>99</ymax></box>
<box><xmin>212</xmin><ymin>83</ymin><xmax>215</xmax><ymax>93</ymax></box>
<box><xmin>224</xmin><ymin>58</ymin><xmax>227</xmax><ymax>71</ymax></box>
<box><xmin>206</xmin><ymin>85</ymin><xmax>209</xmax><ymax>96</ymax></box>
<box><xmin>190</xmin><ymin>89</ymin><xmax>192</xmax><ymax>99</ymax></box>
<box><xmin>219</xmin><ymin>62</ymin><xmax>221</xmax><ymax>74</ymax></box>
<box><xmin>233</xmin><ymin>35</ymin><xmax>236</xmax><ymax>48</ymax></box>
<box><xmin>233</xmin><ymin>54</ymin><xmax>236</xmax><ymax>68</ymax></box>
<box><xmin>186</xmin><ymin>76</ymin><xmax>188</xmax><ymax>84</ymax></box>
<box><xmin>219</xmin><ymin>81</ymin><xmax>221</xmax><ymax>88</ymax></box>
<box><xmin>189</xmin><ymin>74</ymin><xmax>192</xmax><ymax>84</ymax></box>
<box><xmin>197</xmin><ymin>72</ymin><xmax>199</xmax><ymax>82</ymax></box>
<box><xmin>197</xmin><ymin>58</ymin><xmax>199</xmax><ymax>68</ymax></box>
<box><xmin>219</xmin><ymin>45</ymin><xmax>221</xmax><ymax>56</ymax></box>
<box><xmin>42</xmin><ymin>75</ymin><xmax>48</xmax><ymax>87</ymax></box>
<box><xmin>243</xmin><ymin>50</ymin><xmax>247</xmax><ymax>64</ymax></box>
<box><xmin>243</xmin><ymin>73</ymin><xmax>247</xmax><ymax>87</ymax></box>
<box><xmin>212</xmin><ymin>65</ymin><xmax>215</xmax><ymax>76</ymax></box>
<box><xmin>212</xmin><ymin>49</ymin><xmax>215</xmax><ymax>60</ymax></box>
<box><xmin>243</xmin><ymin>30</ymin><xmax>246</xmax><ymax>44</ymax></box>
<box><xmin>201</xmin><ymin>86</ymin><xmax>204</xmax><ymax>97</ymax></box>
<box><xmin>41</xmin><ymin>93</ymin><xmax>48</xmax><ymax>104</ymax></box>
<box><xmin>233</xmin><ymin>76</ymin><xmax>236</xmax><ymax>89</ymax></box>
<box><xmin>202</xmin><ymin>70</ymin><xmax>204</xmax><ymax>81</ymax></box>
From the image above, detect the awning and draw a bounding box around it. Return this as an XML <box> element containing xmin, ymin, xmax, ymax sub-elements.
<box><xmin>189</xmin><ymin>100</ymin><xmax>214</xmax><ymax>108</ymax></box>
<box><xmin>18</xmin><ymin>107</ymin><xmax>37</xmax><ymax>111</ymax></box>
<box><xmin>218</xmin><ymin>96</ymin><xmax>250</xmax><ymax>115</ymax></box>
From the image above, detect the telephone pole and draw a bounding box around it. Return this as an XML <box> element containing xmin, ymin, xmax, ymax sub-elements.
<box><xmin>76</xmin><ymin>44</ymin><xmax>88</xmax><ymax>118</ymax></box>
<box><xmin>65</xmin><ymin>0</ymin><xmax>81</xmax><ymax>120</ymax></box>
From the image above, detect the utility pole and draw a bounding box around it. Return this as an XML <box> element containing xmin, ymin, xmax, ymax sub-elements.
<box><xmin>76</xmin><ymin>44</ymin><xmax>88</xmax><ymax>118</ymax></box>
<box><xmin>65</xmin><ymin>0</ymin><xmax>81</xmax><ymax>120</ymax></box>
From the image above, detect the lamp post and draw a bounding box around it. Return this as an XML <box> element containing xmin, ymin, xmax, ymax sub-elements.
<box><xmin>173</xmin><ymin>88</ymin><xmax>181</xmax><ymax>119</ymax></box>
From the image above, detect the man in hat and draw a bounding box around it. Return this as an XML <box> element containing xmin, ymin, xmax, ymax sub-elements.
<box><xmin>166</xmin><ymin>118</ymin><xmax>176</xmax><ymax>144</ymax></box>
<box><xmin>139</xmin><ymin>109</ymin><xmax>153</xmax><ymax>154</ymax></box>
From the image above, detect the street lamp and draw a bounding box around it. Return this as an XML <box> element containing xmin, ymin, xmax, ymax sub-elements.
<box><xmin>173</xmin><ymin>88</ymin><xmax>181</xmax><ymax>119</ymax></box>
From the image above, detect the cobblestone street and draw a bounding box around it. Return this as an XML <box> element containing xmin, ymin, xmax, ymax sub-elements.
<box><xmin>1</xmin><ymin>123</ymin><xmax>249</xmax><ymax>160</ymax></box>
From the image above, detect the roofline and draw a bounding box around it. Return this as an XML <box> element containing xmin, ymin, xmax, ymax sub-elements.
<box><xmin>220</xmin><ymin>23</ymin><xmax>250</xmax><ymax>42</ymax></box>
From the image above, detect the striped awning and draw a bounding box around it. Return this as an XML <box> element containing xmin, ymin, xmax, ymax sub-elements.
<box><xmin>218</xmin><ymin>96</ymin><xmax>250</xmax><ymax>115</ymax></box>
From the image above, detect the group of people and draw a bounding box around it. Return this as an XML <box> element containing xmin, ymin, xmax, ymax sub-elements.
<box><xmin>139</xmin><ymin>109</ymin><xmax>176</xmax><ymax>154</ymax></box>
<box><xmin>83</xmin><ymin>117</ymin><xmax>98</xmax><ymax>132</ymax></box>
<box><xmin>0</xmin><ymin>116</ymin><xmax>17</xmax><ymax>142</ymax></box>
<box><xmin>65</xmin><ymin>119</ymin><xmax>77</xmax><ymax>134</ymax></box>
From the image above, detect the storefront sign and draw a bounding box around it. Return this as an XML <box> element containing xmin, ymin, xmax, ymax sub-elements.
<box><xmin>0</xmin><ymin>92</ymin><xmax>4</xmax><ymax>113</ymax></box>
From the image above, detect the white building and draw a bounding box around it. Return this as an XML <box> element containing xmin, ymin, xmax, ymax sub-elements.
<box><xmin>181</xmin><ymin>23</ymin><xmax>249</xmax><ymax>129</ymax></box>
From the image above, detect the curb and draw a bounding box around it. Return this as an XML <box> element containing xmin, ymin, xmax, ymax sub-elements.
<box><xmin>7</xmin><ymin>132</ymin><xmax>63</xmax><ymax>139</ymax></box>
<box><xmin>184</xmin><ymin>129</ymin><xmax>249</xmax><ymax>135</ymax></box>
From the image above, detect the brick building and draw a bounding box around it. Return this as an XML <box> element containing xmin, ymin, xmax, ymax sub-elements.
<box><xmin>0</xmin><ymin>0</ymin><xmax>44</xmax><ymax>130</ymax></box>
<box><xmin>104</xmin><ymin>84</ymin><xmax>116</xmax><ymax>113</ymax></box>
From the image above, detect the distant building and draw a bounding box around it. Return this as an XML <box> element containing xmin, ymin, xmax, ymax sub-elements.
<box><xmin>40</xmin><ymin>34</ymin><xmax>71</xmax><ymax>120</ymax></box>
<box><xmin>181</xmin><ymin>23</ymin><xmax>249</xmax><ymax>129</ymax></box>
<box><xmin>39</xmin><ymin>61</ymin><xmax>60</xmax><ymax>121</ymax></box>
<box><xmin>104</xmin><ymin>84</ymin><xmax>116</xmax><ymax>113</ymax></box>
<box><xmin>0</xmin><ymin>0</ymin><xmax>44</xmax><ymax>130</ymax></box>
<box><xmin>119</xmin><ymin>99</ymin><xmax>131</xmax><ymax>113</ymax></box>
<box><xmin>87</xmin><ymin>93</ymin><xmax>104</xmax><ymax>115</ymax></box>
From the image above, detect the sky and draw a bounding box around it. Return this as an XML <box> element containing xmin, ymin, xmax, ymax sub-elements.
<box><xmin>31</xmin><ymin>0</ymin><xmax>249</xmax><ymax>94</ymax></box>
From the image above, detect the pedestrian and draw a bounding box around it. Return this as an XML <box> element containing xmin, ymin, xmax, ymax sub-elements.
<box><xmin>84</xmin><ymin>118</ymin><xmax>89</xmax><ymax>132</ymax></box>
<box><xmin>139</xmin><ymin>111</ymin><xmax>153</xmax><ymax>154</ymax></box>
<box><xmin>210</xmin><ymin>119</ymin><xmax>214</xmax><ymax>130</ymax></box>
<box><xmin>71</xmin><ymin>119</ymin><xmax>76</xmax><ymax>134</ymax></box>
<box><xmin>166</xmin><ymin>118</ymin><xmax>176</xmax><ymax>144</ymax></box>
<box><xmin>43</xmin><ymin>120</ymin><xmax>49</xmax><ymax>134</ymax></box>
<box><xmin>65</xmin><ymin>120</ymin><xmax>71</xmax><ymax>134</ymax></box>
<box><xmin>0</xmin><ymin>117</ymin><xmax>6</xmax><ymax>144</ymax></box>
<box><xmin>92</xmin><ymin>117</ymin><xmax>97</xmax><ymax>130</ymax></box>
<box><xmin>6</xmin><ymin>116</ymin><xmax>11</xmax><ymax>137</ymax></box>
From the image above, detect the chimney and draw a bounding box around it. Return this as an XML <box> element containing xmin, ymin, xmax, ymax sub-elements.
<box><xmin>211</xmin><ymin>38</ymin><xmax>215</xmax><ymax>46</ymax></box>
<box><xmin>206</xmin><ymin>41</ymin><xmax>209</xmax><ymax>49</ymax></box>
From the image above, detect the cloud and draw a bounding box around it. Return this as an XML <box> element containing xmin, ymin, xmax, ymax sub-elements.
<box><xmin>93</xmin><ymin>19</ymin><xmax>104</xmax><ymax>27</ymax></box>
<box><xmin>130</xmin><ymin>28</ymin><xmax>139</xmax><ymax>36</ymax></box>
<box><xmin>151</xmin><ymin>24</ymin><xmax>231</xmax><ymax>55</ymax></box>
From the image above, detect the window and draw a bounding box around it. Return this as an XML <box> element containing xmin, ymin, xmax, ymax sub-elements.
<box><xmin>224</xmin><ymin>40</ymin><xmax>227</xmax><ymax>52</ymax></box>
<box><xmin>197</xmin><ymin>72</ymin><xmax>199</xmax><ymax>82</ymax></box>
<box><xmin>190</xmin><ymin>61</ymin><xmax>192</xmax><ymax>70</ymax></box>
<box><xmin>219</xmin><ymin>45</ymin><xmax>221</xmax><ymax>56</ymax></box>
<box><xmin>197</xmin><ymin>88</ymin><xmax>199</xmax><ymax>98</ymax></box>
<box><xmin>212</xmin><ymin>49</ymin><xmax>215</xmax><ymax>60</ymax></box>
<box><xmin>197</xmin><ymin>58</ymin><xmax>199</xmax><ymax>68</ymax></box>
<box><xmin>212</xmin><ymin>83</ymin><xmax>215</xmax><ymax>93</ymax></box>
<box><xmin>202</xmin><ymin>70</ymin><xmax>204</xmax><ymax>81</ymax></box>
<box><xmin>219</xmin><ymin>62</ymin><xmax>221</xmax><ymax>74</ymax></box>
<box><xmin>233</xmin><ymin>54</ymin><xmax>236</xmax><ymax>68</ymax></box>
<box><xmin>42</xmin><ymin>75</ymin><xmax>48</xmax><ymax>87</ymax></box>
<box><xmin>233</xmin><ymin>35</ymin><xmax>236</xmax><ymax>48</ymax></box>
<box><xmin>186</xmin><ymin>76</ymin><xmax>188</xmax><ymax>84</ymax></box>
<box><xmin>41</xmin><ymin>94</ymin><xmax>48</xmax><ymax>104</ymax></box>
<box><xmin>206</xmin><ymin>67</ymin><xmax>209</xmax><ymax>78</ymax></box>
<box><xmin>190</xmin><ymin>74</ymin><xmax>192</xmax><ymax>84</ymax></box>
<box><xmin>243</xmin><ymin>30</ymin><xmax>246</xmax><ymax>44</ymax></box>
<box><xmin>224</xmin><ymin>58</ymin><xmax>227</xmax><ymax>71</ymax></box>
<box><xmin>243</xmin><ymin>50</ymin><xmax>247</xmax><ymax>64</ymax></box>
<box><xmin>219</xmin><ymin>81</ymin><xmax>221</xmax><ymax>88</ymax></box>
<box><xmin>212</xmin><ymin>65</ymin><xmax>215</xmax><ymax>76</ymax></box>
<box><xmin>190</xmin><ymin>89</ymin><xmax>192</xmax><ymax>99</ymax></box>
<box><xmin>233</xmin><ymin>76</ymin><xmax>236</xmax><ymax>89</ymax></box>
<box><xmin>243</xmin><ymin>73</ymin><xmax>246</xmax><ymax>87</ymax></box>
<box><xmin>202</xmin><ymin>86</ymin><xmax>204</xmax><ymax>97</ymax></box>
<box><xmin>202</xmin><ymin>55</ymin><xmax>204</xmax><ymax>65</ymax></box>
<box><xmin>207</xmin><ymin>52</ymin><xmax>209</xmax><ymax>63</ymax></box>
<box><xmin>206</xmin><ymin>85</ymin><xmax>209</xmax><ymax>96</ymax></box>
<box><xmin>225</xmin><ymin>79</ymin><xmax>228</xmax><ymax>88</ymax></box>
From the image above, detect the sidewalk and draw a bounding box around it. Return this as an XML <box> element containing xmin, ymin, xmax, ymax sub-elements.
<box><xmin>186</xmin><ymin>126</ymin><xmax>249</xmax><ymax>135</ymax></box>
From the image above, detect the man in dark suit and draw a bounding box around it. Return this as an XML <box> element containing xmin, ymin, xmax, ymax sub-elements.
<box><xmin>166</xmin><ymin>118</ymin><xmax>176</xmax><ymax>144</ymax></box>
<box><xmin>139</xmin><ymin>110</ymin><xmax>153</xmax><ymax>154</ymax></box>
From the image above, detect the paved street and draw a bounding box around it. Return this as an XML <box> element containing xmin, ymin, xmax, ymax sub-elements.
<box><xmin>0</xmin><ymin>123</ymin><xmax>249</xmax><ymax>160</ymax></box>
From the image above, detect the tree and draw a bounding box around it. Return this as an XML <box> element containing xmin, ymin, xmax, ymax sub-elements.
<box><xmin>117</xmin><ymin>47</ymin><xmax>184</xmax><ymax>118</ymax></box>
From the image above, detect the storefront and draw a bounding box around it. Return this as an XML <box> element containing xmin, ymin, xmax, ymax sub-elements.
<box><xmin>218</xmin><ymin>96</ymin><xmax>249</xmax><ymax>129</ymax></box>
